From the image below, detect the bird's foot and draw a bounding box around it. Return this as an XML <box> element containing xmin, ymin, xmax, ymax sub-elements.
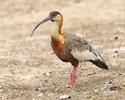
<box><xmin>70</xmin><ymin>85</ymin><xmax>73</xmax><ymax>90</ymax></box>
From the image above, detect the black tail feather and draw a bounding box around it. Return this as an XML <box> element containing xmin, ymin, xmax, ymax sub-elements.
<box><xmin>89</xmin><ymin>60</ymin><xmax>109</xmax><ymax>70</ymax></box>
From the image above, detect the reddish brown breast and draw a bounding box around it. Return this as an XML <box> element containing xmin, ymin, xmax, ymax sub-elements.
<box><xmin>51</xmin><ymin>33</ymin><xmax>66</xmax><ymax>59</ymax></box>
<box><xmin>51</xmin><ymin>37</ymin><xmax>62</xmax><ymax>54</ymax></box>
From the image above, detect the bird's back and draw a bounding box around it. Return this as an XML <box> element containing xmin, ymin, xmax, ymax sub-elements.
<box><xmin>61</xmin><ymin>33</ymin><xmax>108</xmax><ymax>69</ymax></box>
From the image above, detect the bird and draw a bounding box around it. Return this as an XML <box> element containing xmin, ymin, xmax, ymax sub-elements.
<box><xmin>31</xmin><ymin>11</ymin><xmax>109</xmax><ymax>90</ymax></box>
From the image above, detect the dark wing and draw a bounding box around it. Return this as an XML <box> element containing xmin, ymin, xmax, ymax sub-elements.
<box><xmin>65</xmin><ymin>33</ymin><xmax>108</xmax><ymax>69</ymax></box>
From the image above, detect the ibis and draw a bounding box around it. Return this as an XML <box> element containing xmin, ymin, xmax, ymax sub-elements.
<box><xmin>31</xmin><ymin>11</ymin><xmax>108</xmax><ymax>90</ymax></box>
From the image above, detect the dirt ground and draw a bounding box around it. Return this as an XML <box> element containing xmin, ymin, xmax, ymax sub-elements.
<box><xmin>0</xmin><ymin>0</ymin><xmax>125</xmax><ymax>100</ymax></box>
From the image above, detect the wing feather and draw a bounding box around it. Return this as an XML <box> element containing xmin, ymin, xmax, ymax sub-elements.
<box><xmin>64</xmin><ymin>33</ymin><xmax>108</xmax><ymax>69</ymax></box>
<box><xmin>67</xmin><ymin>34</ymin><xmax>101</xmax><ymax>61</ymax></box>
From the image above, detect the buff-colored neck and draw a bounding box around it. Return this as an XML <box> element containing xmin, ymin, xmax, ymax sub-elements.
<box><xmin>51</xmin><ymin>16</ymin><xmax>63</xmax><ymax>39</ymax></box>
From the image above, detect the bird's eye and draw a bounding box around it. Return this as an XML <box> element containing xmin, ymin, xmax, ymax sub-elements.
<box><xmin>51</xmin><ymin>13</ymin><xmax>56</xmax><ymax>18</ymax></box>
<box><xmin>52</xmin><ymin>13</ymin><xmax>55</xmax><ymax>16</ymax></box>
<box><xmin>49</xmin><ymin>11</ymin><xmax>59</xmax><ymax>19</ymax></box>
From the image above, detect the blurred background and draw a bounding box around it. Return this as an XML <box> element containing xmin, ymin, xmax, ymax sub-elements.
<box><xmin>0</xmin><ymin>0</ymin><xmax>125</xmax><ymax>100</ymax></box>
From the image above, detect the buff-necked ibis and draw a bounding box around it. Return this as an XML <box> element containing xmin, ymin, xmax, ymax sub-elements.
<box><xmin>31</xmin><ymin>11</ymin><xmax>108</xmax><ymax>90</ymax></box>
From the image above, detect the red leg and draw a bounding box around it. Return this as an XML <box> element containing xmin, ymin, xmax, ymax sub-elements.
<box><xmin>70</xmin><ymin>64</ymin><xmax>78</xmax><ymax>90</ymax></box>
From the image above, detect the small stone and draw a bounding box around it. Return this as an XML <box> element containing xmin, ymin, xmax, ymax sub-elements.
<box><xmin>110</xmin><ymin>86</ymin><xmax>121</xmax><ymax>91</ymax></box>
<box><xmin>103</xmin><ymin>88</ymin><xmax>119</xmax><ymax>94</ymax></box>
<box><xmin>37</xmin><ymin>93</ymin><xmax>44</xmax><ymax>97</ymax></box>
<box><xmin>66</xmin><ymin>85</ymin><xmax>70</xmax><ymax>88</ymax></box>
<box><xmin>114</xmin><ymin>51</ymin><xmax>118</xmax><ymax>53</ymax></box>
<box><xmin>31</xmin><ymin>10</ymin><xmax>36</xmax><ymax>14</ymax></box>
<box><xmin>101</xmin><ymin>86</ymin><xmax>121</xmax><ymax>95</ymax></box>
<box><xmin>87</xmin><ymin>72</ymin><xmax>96</xmax><ymax>75</ymax></box>
<box><xmin>36</xmin><ymin>87</ymin><xmax>46</xmax><ymax>93</ymax></box>
<box><xmin>22</xmin><ymin>58</ymin><xmax>27</xmax><ymax>63</ymax></box>
<box><xmin>55</xmin><ymin>88</ymin><xmax>59</xmax><ymax>91</ymax></box>
<box><xmin>101</xmin><ymin>86</ymin><xmax>107</xmax><ymax>91</ymax></box>
<box><xmin>94</xmin><ymin>89</ymin><xmax>99</xmax><ymax>93</ymax></box>
<box><xmin>114</xmin><ymin>36</ymin><xmax>118</xmax><ymax>40</ymax></box>
<box><xmin>105</xmin><ymin>81</ymin><xmax>112</xmax><ymax>84</ymax></box>
<box><xmin>44</xmin><ymin>72</ymin><xmax>52</xmax><ymax>77</ymax></box>
<box><xmin>59</xmin><ymin>94</ymin><xmax>71</xmax><ymax>100</ymax></box>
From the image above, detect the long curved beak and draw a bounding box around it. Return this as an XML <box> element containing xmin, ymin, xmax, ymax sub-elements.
<box><xmin>31</xmin><ymin>16</ymin><xmax>50</xmax><ymax>36</ymax></box>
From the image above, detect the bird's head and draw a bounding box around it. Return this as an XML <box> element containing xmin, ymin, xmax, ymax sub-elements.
<box><xmin>49</xmin><ymin>11</ymin><xmax>62</xmax><ymax>22</ymax></box>
<box><xmin>31</xmin><ymin>11</ymin><xmax>62</xmax><ymax>36</ymax></box>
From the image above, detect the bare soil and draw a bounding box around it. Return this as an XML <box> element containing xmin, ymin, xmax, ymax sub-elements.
<box><xmin>0</xmin><ymin>0</ymin><xmax>125</xmax><ymax>100</ymax></box>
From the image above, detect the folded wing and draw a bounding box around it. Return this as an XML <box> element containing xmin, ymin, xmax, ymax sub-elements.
<box><xmin>66</xmin><ymin>34</ymin><xmax>108</xmax><ymax>69</ymax></box>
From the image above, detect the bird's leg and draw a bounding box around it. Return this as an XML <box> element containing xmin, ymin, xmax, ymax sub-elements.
<box><xmin>70</xmin><ymin>64</ymin><xmax>78</xmax><ymax>90</ymax></box>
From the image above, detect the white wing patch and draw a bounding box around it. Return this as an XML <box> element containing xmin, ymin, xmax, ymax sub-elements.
<box><xmin>71</xmin><ymin>50</ymin><xmax>98</xmax><ymax>61</ymax></box>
